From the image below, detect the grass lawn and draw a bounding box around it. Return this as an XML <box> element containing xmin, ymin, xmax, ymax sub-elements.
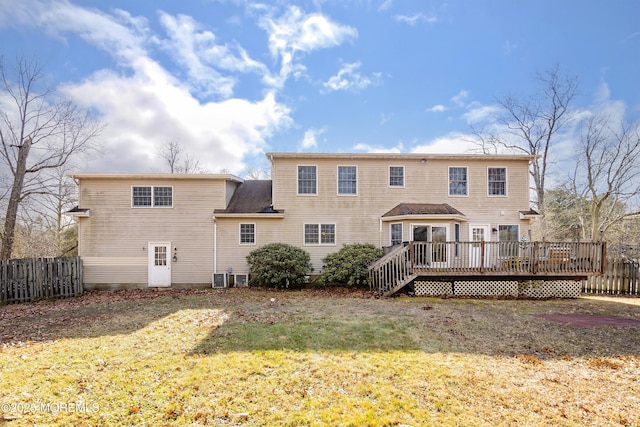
<box><xmin>1</xmin><ymin>289</ymin><xmax>639</xmax><ymax>426</ymax></box>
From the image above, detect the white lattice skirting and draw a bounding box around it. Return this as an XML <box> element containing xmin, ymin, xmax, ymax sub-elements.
<box><xmin>414</xmin><ymin>281</ymin><xmax>453</xmax><ymax>295</ymax></box>
<box><xmin>518</xmin><ymin>280</ymin><xmax>581</xmax><ymax>299</ymax></box>
<box><xmin>414</xmin><ymin>279</ymin><xmax>582</xmax><ymax>299</ymax></box>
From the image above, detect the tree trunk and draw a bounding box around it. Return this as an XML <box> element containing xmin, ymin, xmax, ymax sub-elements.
<box><xmin>0</xmin><ymin>139</ymin><xmax>31</xmax><ymax>260</ymax></box>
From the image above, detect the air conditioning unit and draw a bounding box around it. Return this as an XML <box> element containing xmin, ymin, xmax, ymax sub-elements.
<box><xmin>212</xmin><ymin>273</ymin><xmax>227</xmax><ymax>288</ymax></box>
<box><xmin>235</xmin><ymin>274</ymin><xmax>248</xmax><ymax>287</ymax></box>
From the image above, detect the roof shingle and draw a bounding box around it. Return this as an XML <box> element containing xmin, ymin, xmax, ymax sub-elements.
<box><xmin>214</xmin><ymin>180</ymin><xmax>282</xmax><ymax>214</ymax></box>
<box><xmin>382</xmin><ymin>203</ymin><xmax>465</xmax><ymax>217</ymax></box>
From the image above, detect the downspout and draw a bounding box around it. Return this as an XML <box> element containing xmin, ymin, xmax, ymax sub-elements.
<box><xmin>379</xmin><ymin>217</ymin><xmax>382</xmax><ymax>248</ymax></box>
<box><xmin>214</xmin><ymin>216</ymin><xmax>218</xmax><ymax>274</ymax></box>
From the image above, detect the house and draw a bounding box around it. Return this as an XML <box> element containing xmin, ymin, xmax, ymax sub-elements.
<box><xmin>68</xmin><ymin>152</ymin><xmax>605</xmax><ymax>297</ymax></box>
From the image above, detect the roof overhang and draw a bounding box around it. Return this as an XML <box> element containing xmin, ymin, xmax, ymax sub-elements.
<box><xmin>381</xmin><ymin>203</ymin><xmax>467</xmax><ymax>222</ymax></box>
<box><xmin>520</xmin><ymin>210</ymin><xmax>541</xmax><ymax>220</ymax></box>
<box><xmin>267</xmin><ymin>152</ymin><xmax>538</xmax><ymax>162</ymax></box>
<box><xmin>67</xmin><ymin>173</ymin><xmax>244</xmax><ymax>183</ymax></box>
<box><xmin>213</xmin><ymin>212</ymin><xmax>285</xmax><ymax>219</ymax></box>
<box><xmin>65</xmin><ymin>207</ymin><xmax>90</xmax><ymax>218</ymax></box>
<box><xmin>381</xmin><ymin>214</ymin><xmax>467</xmax><ymax>222</ymax></box>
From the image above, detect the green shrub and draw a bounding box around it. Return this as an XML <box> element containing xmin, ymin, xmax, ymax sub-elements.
<box><xmin>320</xmin><ymin>243</ymin><xmax>383</xmax><ymax>288</ymax></box>
<box><xmin>246</xmin><ymin>243</ymin><xmax>313</xmax><ymax>289</ymax></box>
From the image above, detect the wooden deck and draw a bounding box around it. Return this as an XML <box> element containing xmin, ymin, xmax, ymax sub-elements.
<box><xmin>369</xmin><ymin>241</ymin><xmax>606</xmax><ymax>296</ymax></box>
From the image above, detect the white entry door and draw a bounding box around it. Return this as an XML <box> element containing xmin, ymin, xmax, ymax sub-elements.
<box><xmin>148</xmin><ymin>242</ymin><xmax>171</xmax><ymax>287</ymax></box>
<box><xmin>469</xmin><ymin>225</ymin><xmax>490</xmax><ymax>268</ymax></box>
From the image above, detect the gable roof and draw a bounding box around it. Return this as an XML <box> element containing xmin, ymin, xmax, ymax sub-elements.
<box><xmin>214</xmin><ymin>180</ymin><xmax>284</xmax><ymax>217</ymax></box>
<box><xmin>381</xmin><ymin>203</ymin><xmax>466</xmax><ymax>221</ymax></box>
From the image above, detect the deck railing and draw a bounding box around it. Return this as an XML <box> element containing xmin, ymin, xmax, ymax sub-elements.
<box><xmin>369</xmin><ymin>241</ymin><xmax>606</xmax><ymax>295</ymax></box>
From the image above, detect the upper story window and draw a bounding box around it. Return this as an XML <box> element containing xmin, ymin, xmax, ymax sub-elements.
<box><xmin>298</xmin><ymin>165</ymin><xmax>317</xmax><ymax>195</ymax></box>
<box><xmin>338</xmin><ymin>166</ymin><xmax>357</xmax><ymax>195</ymax></box>
<box><xmin>153</xmin><ymin>186</ymin><xmax>173</xmax><ymax>206</ymax></box>
<box><xmin>449</xmin><ymin>167</ymin><xmax>468</xmax><ymax>196</ymax></box>
<box><xmin>389</xmin><ymin>166</ymin><xmax>404</xmax><ymax>187</ymax></box>
<box><xmin>132</xmin><ymin>186</ymin><xmax>173</xmax><ymax>207</ymax></box>
<box><xmin>488</xmin><ymin>167</ymin><xmax>507</xmax><ymax>196</ymax></box>
<box><xmin>240</xmin><ymin>223</ymin><xmax>255</xmax><ymax>244</ymax></box>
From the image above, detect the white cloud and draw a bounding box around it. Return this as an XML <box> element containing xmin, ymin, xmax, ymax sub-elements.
<box><xmin>450</xmin><ymin>90</ymin><xmax>469</xmax><ymax>107</ymax></box>
<box><xmin>378</xmin><ymin>0</ymin><xmax>394</xmax><ymax>12</ymax></box>
<box><xmin>299</xmin><ymin>127</ymin><xmax>326</xmax><ymax>150</ymax></box>
<box><xmin>353</xmin><ymin>142</ymin><xmax>404</xmax><ymax>153</ymax></box>
<box><xmin>323</xmin><ymin>62</ymin><xmax>382</xmax><ymax>92</ymax></box>
<box><xmin>462</xmin><ymin>102</ymin><xmax>502</xmax><ymax>124</ymax></box>
<box><xmin>156</xmin><ymin>12</ymin><xmax>268</xmax><ymax>99</ymax></box>
<box><xmin>395</xmin><ymin>13</ymin><xmax>437</xmax><ymax>26</ymax></box>
<box><xmin>592</xmin><ymin>81</ymin><xmax>626</xmax><ymax>121</ymax></box>
<box><xmin>427</xmin><ymin>104</ymin><xmax>447</xmax><ymax>113</ymax></box>
<box><xmin>411</xmin><ymin>133</ymin><xmax>483</xmax><ymax>154</ymax></box>
<box><xmin>62</xmin><ymin>57</ymin><xmax>291</xmax><ymax>173</ymax></box>
<box><xmin>2</xmin><ymin>0</ymin><xmax>292</xmax><ymax>174</ymax></box>
<box><xmin>259</xmin><ymin>5</ymin><xmax>358</xmax><ymax>87</ymax></box>
<box><xmin>503</xmin><ymin>40</ymin><xmax>518</xmax><ymax>55</ymax></box>
<box><xmin>0</xmin><ymin>0</ymin><xmax>149</xmax><ymax>65</ymax></box>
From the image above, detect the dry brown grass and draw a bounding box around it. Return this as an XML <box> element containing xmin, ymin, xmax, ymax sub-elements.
<box><xmin>1</xmin><ymin>289</ymin><xmax>639</xmax><ymax>426</ymax></box>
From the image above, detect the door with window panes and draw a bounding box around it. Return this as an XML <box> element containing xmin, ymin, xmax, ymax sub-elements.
<box><xmin>148</xmin><ymin>242</ymin><xmax>171</xmax><ymax>287</ymax></box>
<box><xmin>469</xmin><ymin>225</ymin><xmax>490</xmax><ymax>268</ymax></box>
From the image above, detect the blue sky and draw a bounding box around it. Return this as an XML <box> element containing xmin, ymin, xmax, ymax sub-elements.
<box><xmin>0</xmin><ymin>0</ymin><xmax>638</xmax><ymax>176</ymax></box>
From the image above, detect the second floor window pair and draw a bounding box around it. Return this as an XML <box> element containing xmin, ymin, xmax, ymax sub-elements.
<box><xmin>449</xmin><ymin>167</ymin><xmax>506</xmax><ymax>196</ymax></box>
<box><xmin>298</xmin><ymin>166</ymin><xmax>357</xmax><ymax>195</ymax></box>
<box><xmin>132</xmin><ymin>186</ymin><xmax>173</xmax><ymax>207</ymax></box>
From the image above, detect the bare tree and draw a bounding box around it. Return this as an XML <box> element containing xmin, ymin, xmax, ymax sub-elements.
<box><xmin>157</xmin><ymin>139</ymin><xmax>204</xmax><ymax>173</ymax></box>
<box><xmin>473</xmin><ymin>65</ymin><xmax>579</xmax><ymax>237</ymax></box>
<box><xmin>569</xmin><ymin>115</ymin><xmax>640</xmax><ymax>241</ymax></box>
<box><xmin>0</xmin><ymin>57</ymin><xmax>102</xmax><ymax>259</ymax></box>
<box><xmin>17</xmin><ymin>167</ymin><xmax>78</xmax><ymax>256</ymax></box>
<box><xmin>244</xmin><ymin>167</ymin><xmax>271</xmax><ymax>180</ymax></box>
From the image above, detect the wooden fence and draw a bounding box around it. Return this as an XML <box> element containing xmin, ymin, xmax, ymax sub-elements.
<box><xmin>583</xmin><ymin>258</ymin><xmax>640</xmax><ymax>295</ymax></box>
<box><xmin>0</xmin><ymin>257</ymin><xmax>83</xmax><ymax>304</ymax></box>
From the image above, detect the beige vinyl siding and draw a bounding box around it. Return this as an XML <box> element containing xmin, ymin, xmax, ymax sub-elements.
<box><xmin>73</xmin><ymin>156</ymin><xmax>533</xmax><ymax>285</ymax></box>
<box><xmin>271</xmin><ymin>155</ymin><xmax>533</xmax><ymax>271</ymax></box>
<box><xmin>78</xmin><ymin>177</ymin><xmax>228</xmax><ymax>286</ymax></box>
<box><xmin>214</xmin><ymin>218</ymin><xmax>286</xmax><ymax>275</ymax></box>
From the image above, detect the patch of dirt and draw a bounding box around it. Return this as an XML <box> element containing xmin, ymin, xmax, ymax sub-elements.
<box><xmin>538</xmin><ymin>314</ymin><xmax>640</xmax><ymax>328</ymax></box>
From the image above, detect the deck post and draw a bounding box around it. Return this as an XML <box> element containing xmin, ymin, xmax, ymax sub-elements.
<box><xmin>531</xmin><ymin>242</ymin><xmax>539</xmax><ymax>274</ymax></box>
<box><xmin>409</xmin><ymin>242</ymin><xmax>415</xmax><ymax>272</ymax></box>
<box><xmin>480</xmin><ymin>240</ymin><xmax>485</xmax><ymax>274</ymax></box>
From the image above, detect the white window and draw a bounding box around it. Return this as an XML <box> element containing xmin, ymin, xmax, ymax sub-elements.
<box><xmin>132</xmin><ymin>186</ymin><xmax>151</xmax><ymax>206</ymax></box>
<box><xmin>298</xmin><ymin>166</ymin><xmax>317</xmax><ymax>195</ymax></box>
<box><xmin>132</xmin><ymin>186</ymin><xmax>173</xmax><ymax>207</ymax></box>
<box><xmin>488</xmin><ymin>168</ymin><xmax>507</xmax><ymax>196</ymax></box>
<box><xmin>390</xmin><ymin>223</ymin><xmax>403</xmax><ymax>246</ymax></box>
<box><xmin>338</xmin><ymin>166</ymin><xmax>357</xmax><ymax>195</ymax></box>
<box><xmin>449</xmin><ymin>167</ymin><xmax>467</xmax><ymax>196</ymax></box>
<box><xmin>389</xmin><ymin>166</ymin><xmax>404</xmax><ymax>187</ymax></box>
<box><xmin>240</xmin><ymin>223</ymin><xmax>255</xmax><ymax>244</ymax></box>
<box><xmin>153</xmin><ymin>187</ymin><xmax>173</xmax><ymax>206</ymax></box>
<box><xmin>304</xmin><ymin>223</ymin><xmax>336</xmax><ymax>245</ymax></box>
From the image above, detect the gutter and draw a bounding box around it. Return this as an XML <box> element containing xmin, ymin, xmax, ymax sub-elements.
<box><xmin>212</xmin><ymin>216</ymin><xmax>217</xmax><ymax>275</ymax></box>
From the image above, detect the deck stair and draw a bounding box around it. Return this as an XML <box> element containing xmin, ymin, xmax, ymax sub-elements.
<box><xmin>368</xmin><ymin>243</ymin><xmax>417</xmax><ymax>296</ymax></box>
